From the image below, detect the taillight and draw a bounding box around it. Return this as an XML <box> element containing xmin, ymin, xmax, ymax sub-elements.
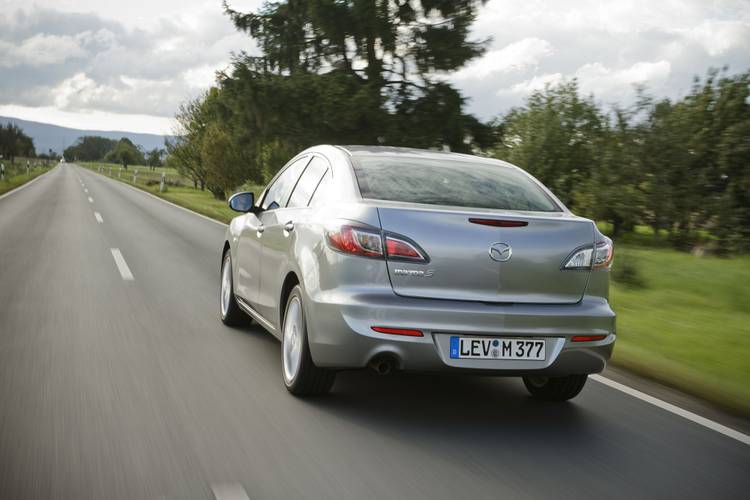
<box><xmin>325</xmin><ymin>222</ymin><xmax>428</xmax><ymax>262</ymax></box>
<box><xmin>385</xmin><ymin>235</ymin><xmax>427</xmax><ymax>262</ymax></box>
<box><xmin>326</xmin><ymin>225</ymin><xmax>383</xmax><ymax>257</ymax></box>
<box><xmin>593</xmin><ymin>238</ymin><xmax>614</xmax><ymax>269</ymax></box>
<box><xmin>562</xmin><ymin>238</ymin><xmax>614</xmax><ymax>270</ymax></box>
<box><xmin>571</xmin><ymin>335</ymin><xmax>607</xmax><ymax>342</ymax></box>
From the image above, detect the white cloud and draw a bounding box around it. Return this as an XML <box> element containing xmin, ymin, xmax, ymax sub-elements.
<box><xmin>454</xmin><ymin>38</ymin><xmax>554</xmax><ymax>80</ymax></box>
<box><xmin>0</xmin><ymin>33</ymin><xmax>89</xmax><ymax>67</ymax></box>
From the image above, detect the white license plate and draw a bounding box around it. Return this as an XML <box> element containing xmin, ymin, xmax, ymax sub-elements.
<box><xmin>449</xmin><ymin>337</ymin><xmax>545</xmax><ymax>360</ymax></box>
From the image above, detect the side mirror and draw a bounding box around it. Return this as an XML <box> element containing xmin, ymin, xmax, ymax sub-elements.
<box><xmin>228</xmin><ymin>192</ymin><xmax>255</xmax><ymax>213</ymax></box>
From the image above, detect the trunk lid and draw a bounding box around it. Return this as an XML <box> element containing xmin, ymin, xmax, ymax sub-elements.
<box><xmin>378</xmin><ymin>206</ymin><xmax>594</xmax><ymax>304</ymax></box>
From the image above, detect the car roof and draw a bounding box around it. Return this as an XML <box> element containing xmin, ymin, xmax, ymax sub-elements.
<box><xmin>333</xmin><ymin>145</ymin><xmax>512</xmax><ymax>167</ymax></box>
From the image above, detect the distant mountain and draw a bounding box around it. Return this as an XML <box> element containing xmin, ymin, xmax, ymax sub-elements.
<box><xmin>0</xmin><ymin>116</ymin><xmax>172</xmax><ymax>156</ymax></box>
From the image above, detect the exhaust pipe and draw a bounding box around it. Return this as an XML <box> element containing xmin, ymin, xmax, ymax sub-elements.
<box><xmin>369</xmin><ymin>356</ymin><xmax>396</xmax><ymax>375</ymax></box>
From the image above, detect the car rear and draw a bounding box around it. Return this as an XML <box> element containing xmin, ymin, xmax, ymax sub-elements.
<box><xmin>302</xmin><ymin>148</ymin><xmax>615</xmax><ymax>386</ymax></box>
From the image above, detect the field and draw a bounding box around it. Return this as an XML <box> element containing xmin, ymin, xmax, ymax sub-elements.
<box><xmin>80</xmin><ymin>161</ymin><xmax>750</xmax><ymax>415</ymax></box>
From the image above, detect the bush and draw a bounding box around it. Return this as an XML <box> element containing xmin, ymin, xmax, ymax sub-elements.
<box><xmin>612</xmin><ymin>257</ymin><xmax>646</xmax><ymax>288</ymax></box>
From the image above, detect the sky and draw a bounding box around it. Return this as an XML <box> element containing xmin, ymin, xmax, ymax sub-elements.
<box><xmin>0</xmin><ymin>0</ymin><xmax>748</xmax><ymax>135</ymax></box>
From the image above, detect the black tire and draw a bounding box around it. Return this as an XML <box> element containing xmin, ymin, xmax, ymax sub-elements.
<box><xmin>220</xmin><ymin>251</ymin><xmax>249</xmax><ymax>326</ymax></box>
<box><xmin>281</xmin><ymin>285</ymin><xmax>336</xmax><ymax>396</ymax></box>
<box><xmin>522</xmin><ymin>374</ymin><xmax>588</xmax><ymax>401</ymax></box>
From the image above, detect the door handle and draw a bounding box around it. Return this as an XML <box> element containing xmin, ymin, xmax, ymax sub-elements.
<box><xmin>257</xmin><ymin>224</ymin><xmax>265</xmax><ymax>234</ymax></box>
<box><xmin>284</xmin><ymin>221</ymin><xmax>295</xmax><ymax>232</ymax></box>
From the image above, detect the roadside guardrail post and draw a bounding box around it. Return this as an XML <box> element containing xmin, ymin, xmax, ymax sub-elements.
<box><xmin>160</xmin><ymin>172</ymin><xmax>166</xmax><ymax>192</ymax></box>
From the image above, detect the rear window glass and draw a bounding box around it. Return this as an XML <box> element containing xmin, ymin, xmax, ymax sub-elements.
<box><xmin>352</xmin><ymin>156</ymin><xmax>560</xmax><ymax>212</ymax></box>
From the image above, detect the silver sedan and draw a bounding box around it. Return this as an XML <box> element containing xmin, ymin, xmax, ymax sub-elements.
<box><xmin>220</xmin><ymin>146</ymin><xmax>615</xmax><ymax>400</ymax></box>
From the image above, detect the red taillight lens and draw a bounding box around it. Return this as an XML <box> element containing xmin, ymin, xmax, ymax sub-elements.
<box><xmin>325</xmin><ymin>222</ymin><xmax>428</xmax><ymax>262</ymax></box>
<box><xmin>326</xmin><ymin>225</ymin><xmax>383</xmax><ymax>257</ymax></box>
<box><xmin>571</xmin><ymin>335</ymin><xmax>607</xmax><ymax>342</ymax></box>
<box><xmin>385</xmin><ymin>236</ymin><xmax>425</xmax><ymax>261</ymax></box>
<box><xmin>371</xmin><ymin>326</ymin><xmax>423</xmax><ymax>337</ymax></box>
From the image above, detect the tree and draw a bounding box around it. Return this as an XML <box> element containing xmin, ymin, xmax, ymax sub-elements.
<box><xmin>64</xmin><ymin>136</ymin><xmax>117</xmax><ymax>162</ymax></box>
<box><xmin>166</xmin><ymin>97</ymin><xmax>210</xmax><ymax>190</ymax></box>
<box><xmin>105</xmin><ymin>138</ymin><xmax>144</xmax><ymax>170</ymax></box>
<box><xmin>215</xmin><ymin>0</ymin><xmax>491</xmax><ymax>161</ymax></box>
<box><xmin>492</xmin><ymin>80</ymin><xmax>605</xmax><ymax>208</ymax></box>
<box><xmin>146</xmin><ymin>148</ymin><xmax>164</xmax><ymax>170</ymax></box>
<box><xmin>0</xmin><ymin>124</ymin><xmax>35</xmax><ymax>163</ymax></box>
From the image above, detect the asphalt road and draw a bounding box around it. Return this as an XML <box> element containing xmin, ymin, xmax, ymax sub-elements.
<box><xmin>0</xmin><ymin>164</ymin><xmax>748</xmax><ymax>499</ymax></box>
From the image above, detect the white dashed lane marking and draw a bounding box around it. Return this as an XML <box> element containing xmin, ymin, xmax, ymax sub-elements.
<box><xmin>211</xmin><ymin>483</ymin><xmax>251</xmax><ymax>500</ymax></box>
<box><xmin>94</xmin><ymin>212</ymin><xmax>103</xmax><ymax>224</ymax></box>
<box><xmin>88</xmin><ymin>197</ymin><xmax>94</xmax><ymax>203</ymax></box>
<box><xmin>110</xmin><ymin>248</ymin><xmax>134</xmax><ymax>281</ymax></box>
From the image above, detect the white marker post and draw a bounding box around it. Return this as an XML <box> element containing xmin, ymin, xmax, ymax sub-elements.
<box><xmin>0</xmin><ymin>163</ymin><xmax>4</xmax><ymax>182</ymax></box>
<box><xmin>160</xmin><ymin>172</ymin><xmax>166</xmax><ymax>192</ymax></box>
<box><xmin>118</xmin><ymin>168</ymin><xmax>121</xmax><ymax>178</ymax></box>
<box><xmin>133</xmin><ymin>169</ymin><xmax>138</xmax><ymax>184</ymax></box>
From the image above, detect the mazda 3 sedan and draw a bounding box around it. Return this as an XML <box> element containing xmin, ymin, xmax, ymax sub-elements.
<box><xmin>220</xmin><ymin>146</ymin><xmax>615</xmax><ymax>400</ymax></box>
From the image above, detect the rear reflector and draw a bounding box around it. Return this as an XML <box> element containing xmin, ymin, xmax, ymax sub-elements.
<box><xmin>371</xmin><ymin>326</ymin><xmax>424</xmax><ymax>337</ymax></box>
<box><xmin>571</xmin><ymin>335</ymin><xmax>607</xmax><ymax>342</ymax></box>
<box><xmin>468</xmin><ymin>218</ymin><xmax>528</xmax><ymax>228</ymax></box>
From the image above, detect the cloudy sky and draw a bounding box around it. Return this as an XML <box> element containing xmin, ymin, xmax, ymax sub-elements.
<box><xmin>0</xmin><ymin>0</ymin><xmax>748</xmax><ymax>135</ymax></box>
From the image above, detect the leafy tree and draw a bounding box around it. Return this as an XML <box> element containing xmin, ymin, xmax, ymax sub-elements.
<box><xmin>0</xmin><ymin>124</ymin><xmax>35</xmax><ymax>163</ymax></box>
<box><xmin>166</xmin><ymin>97</ymin><xmax>210</xmax><ymax>190</ymax></box>
<box><xmin>491</xmin><ymin>80</ymin><xmax>605</xmax><ymax>208</ymax></box>
<box><xmin>105</xmin><ymin>138</ymin><xmax>144</xmax><ymax>170</ymax></box>
<box><xmin>146</xmin><ymin>148</ymin><xmax>164</xmax><ymax>170</ymax></box>
<box><xmin>63</xmin><ymin>136</ymin><xmax>117</xmax><ymax>162</ymax></box>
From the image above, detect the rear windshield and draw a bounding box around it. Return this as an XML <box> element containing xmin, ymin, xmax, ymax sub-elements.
<box><xmin>352</xmin><ymin>156</ymin><xmax>560</xmax><ymax>212</ymax></box>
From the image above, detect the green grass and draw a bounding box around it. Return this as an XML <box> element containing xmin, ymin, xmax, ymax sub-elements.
<box><xmin>610</xmin><ymin>246</ymin><xmax>750</xmax><ymax>415</ymax></box>
<box><xmin>79</xmin><ymin>161</ymin><xmax>750</xmax><ymax>415</ymax></box>
<box><xmin>0</xmin><ymin>163</ymin><xmax>53</xmax><ymax>196</ymax></box>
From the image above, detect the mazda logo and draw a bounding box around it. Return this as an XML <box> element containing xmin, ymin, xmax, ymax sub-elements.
<box><xmin>489</xmin><ymin>242</ymin><xmax>512</xmax><ymax>262</ymax></box>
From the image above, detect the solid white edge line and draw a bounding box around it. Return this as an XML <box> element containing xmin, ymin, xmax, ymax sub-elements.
<box><xmin>591</xmin><ymin>375</ymin><xmax>750</xmax><ymax>446</ymax></box>
<box><xmin>211</xmin><ymin>483</ymin><xmax>251</xmax><ymax>500</ymax></box>
<box><xmin>110</xmin><ymin>248</ymin><xmax>134</xmax><ymax>281</ymax></box>
<box><xmin>0</xmin><ymin>165</ymin><xmax>57</xmax><ymax>202</ymax></box>
<box><xmin>88</xmin><ymin>196</ymin><xmax>93</xmax><ymax>203</ymax></box>
<box><xmin>78</xmin><ymin>165</ymin><xmax>228</xmax><ymax>228</ymax></box>
<box><xmin>94</xmin><ymin>212</ymin><xmax>103</xmax><ymax>223</ymax></box>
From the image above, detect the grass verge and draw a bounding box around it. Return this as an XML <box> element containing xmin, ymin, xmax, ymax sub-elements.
<box><xmin>0</xmin><ymin>165</ymin><xmax>52</xmax><ymax>196</ymax></box>
<box><xmin>610</xmin><ymin>247</ymin><xmax>750</xmax><ymax>416</ymax></box>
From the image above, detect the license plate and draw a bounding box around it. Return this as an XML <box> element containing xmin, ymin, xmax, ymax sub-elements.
<box><xmin>449</xmin><ymin>337</ymin><xmax>545</xmax><ymax>360</ymax></box>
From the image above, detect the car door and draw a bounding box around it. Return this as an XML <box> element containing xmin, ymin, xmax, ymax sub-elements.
<box><xmin>254</xmin><ymin>156</ymin><xmax>312</xmax><ymax>322</ymax></box>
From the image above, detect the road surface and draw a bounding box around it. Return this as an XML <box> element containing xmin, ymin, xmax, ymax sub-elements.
<box><xmin>0</xmin><ymin>164</ymin><xmax>748</xmax><ymax>499</ymax></box>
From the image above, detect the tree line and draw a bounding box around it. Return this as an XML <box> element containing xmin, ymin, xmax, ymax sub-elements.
<box><xmin>0</xmin><ymin>124</ymin><xmax>36</xmax><ymax>163</ymax></box>
<box><xmin>167</xmin><ymin>1</ymin><xmax>748</xmax><ymax>252</ymax></box>
<box><xmin>64</xmin><ymin>136</ymin><xmax>164</xmax><ymax>170</ymax></box>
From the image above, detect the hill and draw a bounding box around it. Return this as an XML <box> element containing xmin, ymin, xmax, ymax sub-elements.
<box><xmin>0</xmin><ymin>116</ymin><xmax>171</xmax><ymax>155</ymax></box>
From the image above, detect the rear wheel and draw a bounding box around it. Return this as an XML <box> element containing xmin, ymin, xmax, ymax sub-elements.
<box><xmin>220</xmin><ymin>251</ymin><xmax>249</xmax><ymax>326</ymax></box>
<box><xmin>281</xmin><ymin>285</ymin><xmax>335</xmax><ymax>396</ymax></box>
<box><xmin>523</xmin><ymin>374</ymin><xmax>588</xmax><ymax>401</ymax></box>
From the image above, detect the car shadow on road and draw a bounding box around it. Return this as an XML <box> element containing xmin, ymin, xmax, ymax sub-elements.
<box><xmin>308</xmin><ymin>370</ymin><xmax>605</xmax><ymax>456</ymax></box>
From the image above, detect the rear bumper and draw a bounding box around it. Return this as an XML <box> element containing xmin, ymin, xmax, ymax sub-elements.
<box><xmin>305</xmin><ymin>289</ymin><xmax>616</xmax><ymax>375</ymax></box>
